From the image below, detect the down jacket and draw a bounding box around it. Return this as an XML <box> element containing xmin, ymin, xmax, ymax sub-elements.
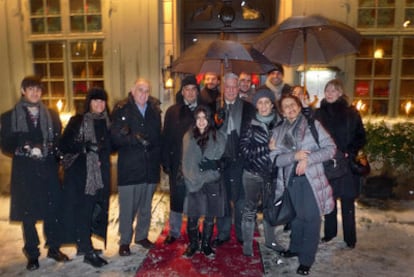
<box><xmin>270</xmin><ymin>113</ymin><xmax>336</xmax><ymax>216</ymax></box>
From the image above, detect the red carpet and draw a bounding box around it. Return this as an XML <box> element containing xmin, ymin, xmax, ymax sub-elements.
<box><xmin>136</xmin><ymin>221</ymin><xmax>264</xmax><ymax>276</ymax></box>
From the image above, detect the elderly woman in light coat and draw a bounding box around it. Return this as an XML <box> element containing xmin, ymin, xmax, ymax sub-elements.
<box><xmin>269</xmin><ymin>94</ymin><xmax>335</xmax><ymax>276</ymax></box>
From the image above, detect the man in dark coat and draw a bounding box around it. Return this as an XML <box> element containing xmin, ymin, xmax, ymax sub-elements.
<box><xmin>213</xmin><ymin>72</ymin><xmax>256</xmax><ymax>246</ymax></box>
<box><xmin>0</xmin><ymin>76</ymin><xmax>69</xmax><ymax>271</ymax></box>
<box><xmin>111</xmin><ymin>78</ymin><xmax>162</xmax><ymax>256</ymax></box>
<box><xmin>199</xmin><ymin>72</ymin><xmax>220</xmax><ymax>114</ymax></box>
<box><xmin>162</xmin><ymin>75</ymin><xmax>202</xmax><ymax>244</ymax></box>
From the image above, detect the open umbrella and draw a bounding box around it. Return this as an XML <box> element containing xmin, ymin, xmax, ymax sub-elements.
<box><xmin>171</xmin><ymin>39</ymin><xmax>273</xmax><ymax>76</ymax></box>
<box><xmin>253</xmin><ymin>14</ymin><xmax>362</xmax><ymax>88</ymax></box>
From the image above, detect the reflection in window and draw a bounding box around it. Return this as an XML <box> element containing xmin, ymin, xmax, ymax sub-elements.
<box><xmin>30</xmin><ymin>0</ymin><xmax>61</xmax><ymax>33</ymax></box>
<box><xmin>241</xmin><ymin>2</ymin><xmax>261</xmax><ymax>20</ymax></box>
<box><xmin>69</xmin><ymin>0</ymin><xmax>102</xmax><ymax>32</ymax></box>
<box><xmin>358</xmin><ymin>0</ymin><xmax>395</xmax><ymax>28</ymax></box>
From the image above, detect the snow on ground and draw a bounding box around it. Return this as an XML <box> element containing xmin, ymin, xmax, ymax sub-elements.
<box><xmin>0</xmin><ymin>191</ymin><xmax>413</xmax><ymax>277</ymax></box>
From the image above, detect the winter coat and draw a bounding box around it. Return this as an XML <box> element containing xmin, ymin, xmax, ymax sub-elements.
<box><xmin>182</xmin><ymin>130</ymin><xmax>226</xmax><ymax>217</ymax></box>
<box><xmin>314</xmin><ymin>98</ymin><xmax>367</xmax><ymax>198</ymax></box>
<box><xmin>0</xmin><ymin>107</ymin><xmax>62</xmax><ymax>222</ymax></box>
<box><xmin>111</xmin><ymin>95</ymin><xmax>162</xmax><ymax>186</ymax></box>
<box><xmin>161</xmin><ymin>103</ymin><xmax>195</xmax><ymax>212</ymax></box>
<box><xmin>270</xmin><ymin>113</ymin><xmax>336</xmax><ymax>216</ymax></box>
<box><xmin>59</xmin><ymin>114</ymin><xmax>111</xmax><ymax>243</ymax></box>
<box><xmin>240</xmin><ymin>114</ymin><xmax>279</xmax><ymax>179</ymax></box>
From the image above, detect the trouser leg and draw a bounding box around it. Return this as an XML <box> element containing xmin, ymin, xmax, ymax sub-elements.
<box><xmin>168</xmin><ymin>210</ymin><xmax>183</xmax><ymax>238</ymax></box>
<box><xmin>323</xmin><ymin>200</ymin><xmax>338</xmax><ymax>239</ymax></box>
<box><xmin>76</xmin><ymin>194</ymin><xmax>96</xmax><ymax>253</ymax></box>
<box><xmin>118</xmin><ymin>185</ymin><xmax>137</xmax><ymax>245</ymax></box>
<box><xmin>341</xmin><ymin>197</ymin><xmax>356</xmax><ymax>246</ymax></box>
<box><xmin>134</xmin><ymin>183</ymin><xmax>157</xmax><ymax>241</ymax></box>
<box><xmin>22</xmin><ymin>218</ymin><xmax>40</xmax><ymax>259</ymax></box>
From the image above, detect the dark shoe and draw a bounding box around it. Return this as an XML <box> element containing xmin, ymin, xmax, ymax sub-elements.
<box><xmin>279</xmin><ymin>250</ymin><xmax>298</xmax><ymax>258</ymax></box>
<box><xmin>164</xmin><ymin>235</ymin><xmax>177</xmax><ymax>244</ymax></box>
<box><xmin>265</xmin><ymin>242</ymin><xmax>285</xmax><ymax>252</ymax></box>
<box><xmin>84</xmin><ymin>252</ymin><xmax>108</xmax><ymax>268</ymax></box>
<box><xmin>346</xmin><ymin>242</ymin><xmax>356</xmax><ymax>249</ymax></box>
<box><xmin>183</xmin><ymin>243</ymin><xmax>199</xmax><ymax>258</ymax></box>
<box><xmin>201</xmin><ymin>244</ymin><xmax>215</xmax><ymax>257</ymax></box>
<box><xmin>135</xmin><ymin>239</ymin><xmax>154</xmax><ymax>249</ymax></box>
<box><xmin>118</xmin><ymin>244</ymin><xmax>131</xmax><ymax>256</ymax></box>
<box><xmin>76</xmin><ymin>248</ymin><xmax>103</xmax><ymax>256</ymax></box>
<box><xmin>297</xmin><ymin>264</ymin><xmax>310</xmax><ymax>275</ymax></box>
<box><xmin>26</xmin><ymin>258</ymin><xmax>39</xmax><ymax>271</ymax></box>
<box><xmin>47</xmin><ymin>248</ymin><xmax>70</xmax><ymax>262</ymax></box>
<box><xmin>321</xmin><ymin>236</ymin><xmax>335</xmax><ymax>243</ymax></box>
<box><xmin>211</xmin><ymin>238</ymin><xmax>229</xmax><ymax>247</ymax></box>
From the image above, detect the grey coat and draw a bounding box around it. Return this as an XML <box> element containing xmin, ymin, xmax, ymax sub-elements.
<box><xmin>270</xmin><ymin>113</ymin><xmax>335</xmax><ymax>216</ymax></box>
<box><xmin>182</xmin><ymin>131</ymin><xmax>226</xmax><ymax>193</ymax></box>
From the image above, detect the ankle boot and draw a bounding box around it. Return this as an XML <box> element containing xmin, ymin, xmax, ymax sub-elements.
<box><xmin>242</xmin><ymin>220</ymin><xmax>255</xmax><ymax>256</ymax></box>
<box><xmin>183</xmin><ymin>217</ymin><xmax>199</xmax><ymax>258</ymax></box>
<box><xmin>201</xmin><ymin>219</ymin><xmax>215</xmax><ymax>257</ymax></box>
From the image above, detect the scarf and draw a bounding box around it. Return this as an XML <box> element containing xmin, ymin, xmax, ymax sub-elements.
<box><xmin>256</xmin><ymin>112</ymin><xmax>275</xmax><ymax>126</ymax></box>
<box><xmin>11</xmin><ymin>98</ymin><xmax>54</xmax><ymax>157</ymax></box>
<box><xmin>281</xmin><ymin>114</ymin><xmax>304</xmax><ymax>151</ymax></box>
<box><xmin>80</xmin><ymin>111</ymin><xmax>109</xmax><ymax>196</ymax></box>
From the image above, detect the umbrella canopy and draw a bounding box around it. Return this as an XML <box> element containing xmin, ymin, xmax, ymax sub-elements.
<box><xmin>171</xmin><ymin>39</ymin><xmax>274</xmax><ymax>75</ymax></box>
<box><xmin>253</xmin><ymin>14</ymin><xmax>362</xmax><ymax>66</ymax></box>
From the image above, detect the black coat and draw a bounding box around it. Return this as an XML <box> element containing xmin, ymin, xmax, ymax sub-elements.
<box><xmin>162</xmin><ymin>103</ymin><xmax>195</xmax><ymax>212</ymax></box>
<box><xmin>111</xmin><ymin>95</ymin><xmax>162</xmax><ymax>186</ymax></box>
<box><xmin>314</xmin><ymin>98</ymin><xmax>367</xmax><ymax>198</ymax></box>
<box><xmin>0</xmin><ymin>107</ymin><xmax>62</xmax><ymax>222</ymax></box>
<box><xmin>59</xmin><ymin>114</ymin><xmax>111</xmax><ymax>243</ymax></box>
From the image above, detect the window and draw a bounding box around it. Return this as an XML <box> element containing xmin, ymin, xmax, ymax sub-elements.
<box><xmin>355</xmin><ymin>2</ymin><xmax>414</xmax><ymax>117</ymax></box>
<box><xmin>28</xmin><ymin>0</ymin><xmax>104</xmax><ymax>113</ymax></box>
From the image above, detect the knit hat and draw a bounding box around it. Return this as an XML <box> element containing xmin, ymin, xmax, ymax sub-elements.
<box><xmin>87</xmin><ymin>87</ymin><xmax>108</xmax><ymax>101</ymax></box>
<box><xmin>180</xmin><ymin>75</ymin><xmax>199</xmax><ymax>92</ymax></box>
<box><xmin>267</xmin><ymin>63</ymin><xmax>284</xmax><ymax>75</ymax></box>
<box><xmin>252</xmin><ymin>88</ymin><xmax>276</xmax><ymax>106</ymax></box>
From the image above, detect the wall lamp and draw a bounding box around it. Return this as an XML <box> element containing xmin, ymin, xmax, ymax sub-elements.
<box><xmin>162</xmin><ymin>55</ymin><xmax>174</xmax><ymax>89</ymax></box>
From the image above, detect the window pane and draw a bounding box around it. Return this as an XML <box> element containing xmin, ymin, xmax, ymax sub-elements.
<box><xmin>402</xmin><ymin>38</ymin><xmax>414</xmax><ymax>56</ymax></box>
<box><xmin>50</xmin><ymin>81</ymin><xmax>65</xmax><ymax>97</ymax></box>
<box><xmin>87</xmin><ymin>15</ymin><xmax>102</xmax><ymax>31</ymax></box>
<box><xmin>376</xmin><ymin>39</ymin><xmax>393</xmax><ymax>57</ymax></box>
<box><xmin>30</xmin><ymin>0</ymin><xmax>61</xmax><ymax>34</ymax></box>
<box><xmin>400</xmin><ymin>80</ymin><xmax>414</xmax><ymax>97</ymax></box>
<box><xmin>88</xmin><ymin>0</ymin><xmax>101</xmax><ymax>13</ymax></box>
<box><xmin>50</xmin><ymin>63</ymin><xmax>64</xmax><ymax>78</ymax></box>
<box><xmin>47</xmin><ymin>17</ymin><xmax>61</xmax><ymax>32</ymax></box>
<box><xmin>31</xmin><ymin>18</ymin><xmax>45</xmax><ymax>33</ymax></box>
<box><xmin>377</xmin><ymin>8</ymin><xmax>395</xmax><ymax>27</ymax></box>
<box><xmin>34</xmin><ymin>63</ymin><xmax>48</xmax><ymax>77</ymax></box>
<box><xmin>358</xmin><ymin>39</ymin><xmax>374</xmax><ymax>57</ymax></box>
<box><xmin>355</xmin><ymin>80</ymin><xmax>371</xmax><ymax>97</ymax></box>
<box><xmin>88</xmin><ymin>40</ymin><xmax>103</xmax><ymax>58</ymax></box>
<box><xmin>72</xmin><ymin>62</ymin><xmax>87</xmax><ymax>78</ymax></box>
<box><xmin>33</xmin><ymin>44</ymin><xmax>47</xmax><ymax>59</ymax></box>
<box><xmin>372</xmin><ymin>100</ymin><xmax>388</xmax><ymax>115</ymax></box>
<box><xmin>401</xmin><ymin>60</ymin><xmax>414</xmax><ymax>76</ymax></box>
<box><xmin>30</xmin><ymin>0</ymin><xmax>43</xmax><ymax>14</ymax></box>
<box><xmin>374</xmin><ymin>59</ymin><xmax>392</xmax><ymax>75</ymax></box>
<box><xmin>373</xmin><ymin>80</ymin><xmax>390</xmax><ymax>97</ymax></box>
<box><xmin>73</xmin><ymin>81</ymin><xmax>88</xmax><ymax>95</ymax></box>
<box><xmin>355</xmin><ymin>60</ymin><xmax>372</xmax><ymax>76</ymax></box>
<box><xmin>358</xmin><ymin>9</ymin><xmax>375</xmax><ymax>27</ymax></box>
<box><xmin>89</xmin><ymin>62</ymin><xmax>103</xmax><ymax>77</ymax></box>
<box><xmin>71</xmin><ymin>16</ymin><xmax>85</xmax><ymax>32</ymax></box>
<box><xmin>71</xmin><ymin>42</ymin><xmax>87</xmax><ymax>59</ymax></box>
<box><xmin>399</xmin><ymin>100</ymin><xmax>414</xmax><ymax>116</ymax></box>
<box><xmin>48</xmin><ymin>42</ymin><xmax>63</xmax><ymax>59</ymax></box>
<box><xmin>70</xmin><ymin>0</ymin><xmax>84</xmax><ymax>13</ymax></box>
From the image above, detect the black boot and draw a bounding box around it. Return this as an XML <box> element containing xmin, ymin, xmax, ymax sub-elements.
<box><xmin>183</xmin><ymin>217</ymin><xmax>199</xmax><ymax>258</ymax></box>
<box><xmin>201</xmin><ymin>218</ymin><xmax>215</xmax><ymax>257</ymax></box>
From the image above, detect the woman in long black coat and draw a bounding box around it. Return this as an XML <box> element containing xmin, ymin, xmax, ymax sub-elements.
<box><xmin>60</xmin><ymin>88</ymin><xmax>111</xmax><ymax>267</ymax></box>
<box><xmin>314</xmin><ymin>79</ymin><xmax>366</xmax><ymax>249</ymax></box>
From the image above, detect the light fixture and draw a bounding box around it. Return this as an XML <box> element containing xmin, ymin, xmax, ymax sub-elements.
<box><xmin>405</xmin><ymin>101</ymin><xmax>412</xmax><ymax>116</ymax></box>
<box><xmin>374</xmin><ymin>48</ymin><xmax>384</xmax><ymax>59</ymax></box>
<box><xmin>162</xmin><ymin>54</ymin><xmax>174</xmax><ymax>89</ymax></box>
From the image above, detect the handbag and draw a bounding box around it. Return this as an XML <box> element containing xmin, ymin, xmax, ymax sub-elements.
<box><xmin>308</xmin><ymin>118</ymin><xmax>349</xmax><ymax>180</ymax></box>
<box><xmin>350</xmin><ymin>153</ymin><xmax>371</xmax><ymax>176</ymax></box>
<box><xmin>263</xmin><ymin>162</ymin><xmax>296</xmax><ymax>227</ymax></box>
<box><xmin>263</xmin><ymin>187</ymin><xmax>296</xmax><ymax>226</ymax></box>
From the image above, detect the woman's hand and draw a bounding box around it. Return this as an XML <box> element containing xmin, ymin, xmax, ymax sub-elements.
<box><xmin>269</xmin><ymin>137</ymin><xmax>276</xmax><ymax>151</ymax></box>
<box><xmin>295</xmin><ymin>150</ymin><xmax>310</xmax><ymax>161</ymax></box>
<box><xmin>296</xmin><ymin>159</ymin><xmax>308</xmax><ymax>175</ymax></box>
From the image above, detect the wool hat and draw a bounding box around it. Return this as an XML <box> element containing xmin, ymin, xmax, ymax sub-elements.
<box><xmin>267</xmin><ymin>63</ymin><xmax>284</xmax><ymax>75</ymax></box>
<box><xmin>180</xmin><ymin>75</ymin><xmax>199</xmax><ymax>91</ymax></box>
<box><xmin>252</xmin><ymin>88</ymin><xmax>276</xmax><ymax>106</ymax></box>
<box><xmin>87</xmin><ymin>87</ymin><xmax>108</xmax><ymax>101</ymax></box>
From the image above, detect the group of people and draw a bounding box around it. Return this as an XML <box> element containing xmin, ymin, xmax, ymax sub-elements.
<box><xmin>0</xmin><ymin>64</ymin><xmax>366</xmax><ymax>276</ymax></box>
<box><xmin>0</xmin><ymin>76</ymin><xmax>162</xmax><ymax>270</ymax></box>
<box><xmin>162</xmin><ymin>65</ymin><xmax>366</xmax><ymax>276</ymax></box>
